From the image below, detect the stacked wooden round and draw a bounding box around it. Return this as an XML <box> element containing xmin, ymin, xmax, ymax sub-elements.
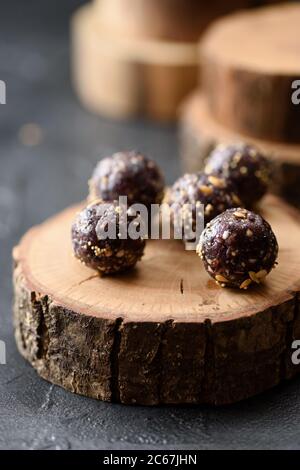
<box><xmin>180</xmin><ymin>3</ymin><xmax>300</xmax><ymax>205</ymax></box>
<box><xmin>71</xmin><ymin>0</ymin><xmax>258</xmax><ymax>121</ymax></box>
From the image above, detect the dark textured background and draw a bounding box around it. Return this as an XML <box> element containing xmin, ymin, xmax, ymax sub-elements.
<box><xmin>1</xmin><ymin>0</ymin><xmax>300</xmax><ymax>450</ymax></box>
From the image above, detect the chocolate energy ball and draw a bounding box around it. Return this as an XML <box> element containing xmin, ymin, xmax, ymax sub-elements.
<box><xmin>89</xmin><ymin>151</ymin><xmax>165</xmax><ymax>209</ymax></box>
<box><xmin>197</xmin><ymin>208</ymin><xmax>278</xmax><ymax>289</ymax></box>
<box><xmin>168</xmin><ymin>173</ymin><xmax>242</xmax><ymax>239</ymax></box>
<box><xmin>205</xmin><ymin>143</ymin><xmax>270</xmax><ymax>207</ymax></box>
<box><xmin>72</xmin><ymin>200</ymin><xmax>145</xmax><ymax>275</ymax></box>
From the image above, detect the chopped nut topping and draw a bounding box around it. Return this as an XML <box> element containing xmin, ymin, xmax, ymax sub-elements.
<box><xmin>246</xmin><ymin>229</ymin><xmax>253</xmax><ymax>237</ymax></box>
<box><xmin>116</xmin><ymin>250</ymin><xmax>125</xmax><ymax>258</ymax></box>
<box><xmin>249</xmin><ymin>270</ymin><xmax>268</xmax><ymax>283</ymax></box>
<box><xmin>208</xmin><ymin>175</ymin><xmax>226</xmax><ymax>188</ymax></box>
<box><xmin>256</xmin><ymin>269</ymin><xmax>268</xmax><ymax>279</ymax></box>
<box><xmin>200</xmin><ymin>185</ymin><xmax>213</xmax><ymax>196</ymax></box>
<box><xmin>240</xmin><ymin>166</ymin><xmax>248</xmax><ymax>175</ymax></box>
<box><xmin>215</xmin><ymin>274</ymin><xmax>229</xmax><ymax>283</ymax></box>
<box><xmin>234</xmin><ymin>210</ymin><xmax>247</xmax><ymax>219</ymax></box>
<box><xmin>204</xmin><ymin>164</ymin><xmax>212</xmax><ymax>174</ymax></box>
<box><xmin>205</xmin><ymin>204</ymin><xmax>214</xmax><ymax>215</ymax></box>
<box><xmin>234</xmin><ymin>152</ymin><xmax>242</xmax><ymax>162</ymax></box>
<box><xmin>249</xmin><ymin>271</ymin><xmax>260</xmax><ymax>283</ymax></box>
<box><xmin>222</xmin><ymin>230</ymin><xmax>230</xmax><ymax>240</ymax></box>
<box><xmin>240</xmin><ymin>279</ymin><xmax>252</xmax><ymax>289</ymax></box>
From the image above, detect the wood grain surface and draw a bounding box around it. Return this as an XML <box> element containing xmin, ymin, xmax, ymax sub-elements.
<box><xmin>13</xmin><ymin>198</ymin><xmax>300</xmax><ymax>405</ymax></box>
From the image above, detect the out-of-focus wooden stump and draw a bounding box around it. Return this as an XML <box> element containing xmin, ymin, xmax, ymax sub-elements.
<box><xmin>71</xmin><ymin>5</ymin><xmax>198</xmax><ymax>121</ymax></box>
<box><xmin>71</xmin><ymin>1</ymin><xmax>291</xmax><ymax>121</ymax></box>
<box><xmin>180</xmin><ymin>93</ymin><xmax>300</xmax><ymax>206</ymax></box>
<box><xmin>200</xmin><ymin>3</ymin><xmax>300</xmax><ymax>143</ymax></box>
<box><xmin>94</xmin><ymin>0</ymin><xmax>254</xmax><ymax>42</ymax></box>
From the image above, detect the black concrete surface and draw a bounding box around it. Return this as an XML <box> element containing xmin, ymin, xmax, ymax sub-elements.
<box><xmin>1</xmin><ymin>0</ymin><xmax>300</xmax><ymax>450</ymax></box>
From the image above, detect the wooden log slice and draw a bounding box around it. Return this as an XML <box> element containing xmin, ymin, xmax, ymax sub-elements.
<box><xmin>13</xmin><ymin>199</ymin><xmax>300</xmax><ymax>405</ymax></box>
<box><xmin>94</xmin><ymin>0</ymin><xmax>253</xmax><ymax>43</ymax></box>
<box><xmin>180</xmin><ymin>93</ymin><xmax>300</xmax><ymax>206</ymax></box>
<box><xmin>200</xmin><ymin>3</ymin><xmax>300</xmax><ymax>143</ymax></box>
<box><xmin>71</xmin><ymin>5</ymin><xmax>198</xmax><ymax>121</ymax></box>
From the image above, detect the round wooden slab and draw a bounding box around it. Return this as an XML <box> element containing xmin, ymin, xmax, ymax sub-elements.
<box><xmin>13</xmin><ymin>198</ymin><xmax>300</xmax><ymax>405</ymax></box>
<box><xmin>180</xmin><ymin>93</ymin><xmax>300</xmax><ymax>206</ymax></box>
<box><xmin>200</xmin><ymin>3</ymin><xmax>300</xmax><ymax>143</ymax></box>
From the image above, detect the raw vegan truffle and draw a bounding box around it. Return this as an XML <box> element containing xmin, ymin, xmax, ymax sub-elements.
<box><xmin>72</xmin><ymin>200</ymin><xmax>145</xmax><ymax>275</ymax></box>
<box><xmin>205</xmin><ymin>143</ymin><xmax>270</xmax><ymax>207</ymax></box>
<box><xmin>197</xmin><ymin>208</ymin><xmax>278</xmax><ymax>289</ymax></box>
<box><xmin>168</xmin><ymin>173</ymin><xmax>242</xmax><ymax>239</ymax></box>
<box><xmin>89</xmin><ymin>151</ymin><xmax>165</xmax><ymax>209</ymax></box>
